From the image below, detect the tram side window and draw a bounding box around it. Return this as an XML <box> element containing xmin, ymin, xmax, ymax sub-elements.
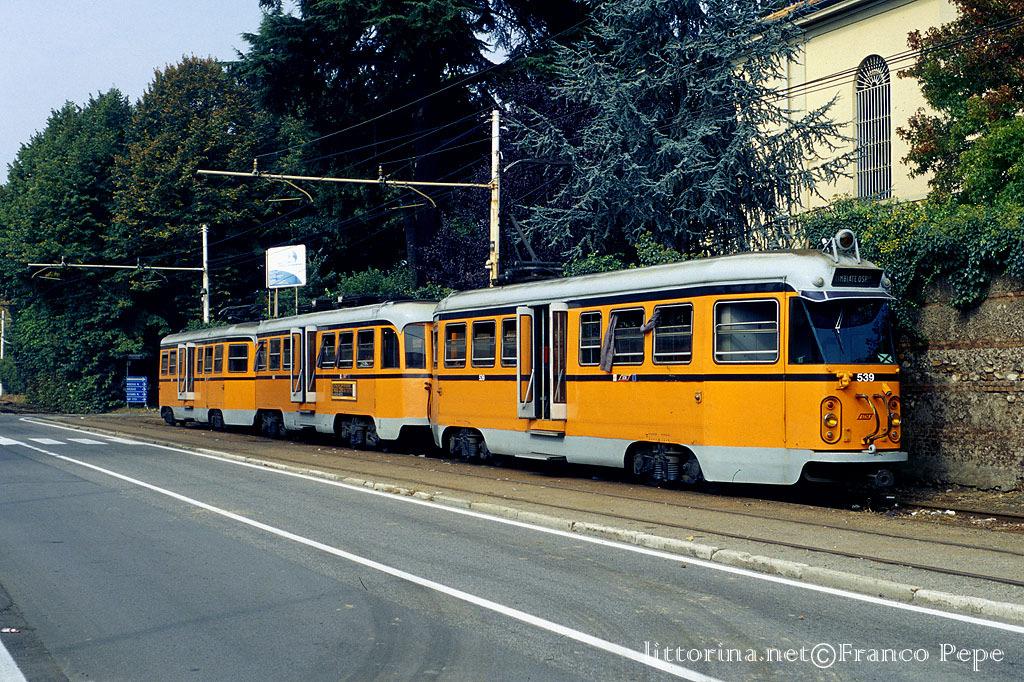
<box><xmin>160</xmin><ymin>351</ymin><xmax>169</xmax><ymax>376</ymax></box>
<box><xmin>653</xmin><ymin>305</ymin><xmax>693</xmax><ymax>364</ymax></box>
<box><xmin>204</xmin><ymin>346</ymin><xmax>214</xmax><ymax>373</ymax></box>
<box><xmin>318</xmin><ymin>333</ymin><xmax>337</xmax><ymax>369</ymax></box>
<box><xmin>579</xmin><ymin>312</ymin><xmax>602</xmax><ymax>366</ymax></box>
<box><xmin>381</xmin><ymin>328</ymin><xmax>400</xmax><ymax>369</ymax></box>
<box><xmin>500</xmin><ymin>319</ymin><xmax>516</xmax><ymax>367</ymax></box>
<box><xmin>357</xmin><ymin>329</ymin><xmax>375</xmax><ymax>368</ymax></box>
<box><xmin>337</xmin><ymin>332</ymin><xmax>354</xmax><ymax>368</ymax></box>
<box><xmin>254</xmin><ymin>341</ymin><xmax>267</xmax><ymax>372</ymax></box>
<box><xmin>445</xmin><ymin>323</ymin><xmax>467</xmax><ymax>368</ymax></box>
<box><xmin>431</xmin><ymin>327</ymin><xmax>438</xmax><ymax>368</ymax></box>
<box><xmin>715</xmin><ymin>300</ymin><xmax>779</xmax><ymax>364</ymax></box>
<box><xmin>611</xmin><ymin>309</ymin><xmax>644</xmax><ymax>365</ymax></box>
<box><xmin>228</xmin><ymin>344</ymin><xmax>248</xmax><ymax>373</ymax></box>
<box><xmin>405</xmin><ymin>325</ymin><xmax>426</xmax><ymax>369</ymax></box>
<box><xmin>471</xmin><ymin>321</ymin><xmax>495</xmax><ymax>367</ymax></box>
<box><xmin>282</xmin><ymin>336</ymin><xmax>293</xmax><ymax>371</ymax></box>
<box><xmin>195</xmin><ymin>348</ymin><xmax>204</xmax><ymax>375</ymax></box>
<box><xmin>213</xmin><ymin>345</ymin><xmax>224</xmax><ymax>373</ymax></box>
<box><xmin>168</xmin><ymin>350</ymin><xmax>177</xmax><ymax>376</ymax></box>
<box><xmin>269</xmin><ymin>338</ymin><xmax>282</xmax><ymax>371</ymax></box>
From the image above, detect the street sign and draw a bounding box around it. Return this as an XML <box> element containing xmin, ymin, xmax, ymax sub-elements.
<box><xmin>126</xmin><ymin>375</ymin><xmax>148</xmax><ymax>405</ymax></box>
<box><xmin>266</xmin><ymin>245</ymin><xmax>307</xmax><ymax>289</ymax></box>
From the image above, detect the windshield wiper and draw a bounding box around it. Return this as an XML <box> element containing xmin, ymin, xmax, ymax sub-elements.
<box><xmin>833</xmin><ymin>308</ymin><xmax>845</xmax><ymax>355</ymax></box>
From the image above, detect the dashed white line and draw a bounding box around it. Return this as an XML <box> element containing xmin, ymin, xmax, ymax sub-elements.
<box><xmin>20</xmin><ymin>417</ymin><xmax>1024</xmax><ymax>635</ymax></box>
<box><xmin>0</xmin><ymin>636</ymin><xmax>27</xmax><ymax>682</ymax></box>
<box><xmin>11</xmin><ymin>437</ymin><xmax>717</xmax><ymax>682</ymax></box>
<box><xmin>0</xmin><ymin>437</ymin><xmax>23</xmax><ymax>446</ymax></box>
<box><xmin>66</xmin><ymin>438</ymin><xmax>107</xmax><ymax>445</ymax></box>
<box><xmin>27</xmin><ymin>438</ymin><xmax>64</xmax><ymax>445</ymax></box>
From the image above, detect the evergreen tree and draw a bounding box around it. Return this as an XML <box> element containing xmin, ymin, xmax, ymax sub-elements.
<box><xmin>899</xmin><ymin>0</ymin><xmax>1024</xmax><ymax>203</ymax></box>
<box><xmin>512</xmin><ymin>0</ymin><xmax>848</xmax><ymax>260</ymax></box>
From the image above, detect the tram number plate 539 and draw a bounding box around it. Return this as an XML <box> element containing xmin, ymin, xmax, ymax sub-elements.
<box><xmin>855</xmin><ymin>373</ymin><xmax>876</xmax><ymax>382</ymax></box>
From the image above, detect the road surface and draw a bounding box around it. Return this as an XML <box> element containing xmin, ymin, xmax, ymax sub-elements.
<box><xmin>0</xmin><ymin>413</ymin><xmax>1020</xmax><ymax>680</ymax></box>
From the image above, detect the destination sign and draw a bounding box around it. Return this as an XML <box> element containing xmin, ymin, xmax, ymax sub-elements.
<box><xmin>831</xmin><ymin>268</ymin><xmax>883</xmax><ymax>288</ymax></box>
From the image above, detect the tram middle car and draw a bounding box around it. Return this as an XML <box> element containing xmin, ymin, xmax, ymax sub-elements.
<box><xmin>431</xmin><ymin>234</ymin><xmax>905</xmax><ymax>487</ymax></box>
<box><xmin>159</xmin><ymin>301</ymin><xmax>437</xmax><ymax>447</ymax></box>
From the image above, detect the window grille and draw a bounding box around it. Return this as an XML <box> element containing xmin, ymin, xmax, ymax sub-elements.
<box><xmin>715</xmin><ymin>300</ymin><xmax>779</xmax><ymax>363</ymax></box>
<box><xmin>500</xmin><ymin>319</ymin><xmax>517</xmax><ymax>367</ymax></box>
<box><xmin>357</xmin><ymin>329</ymin><xmax>375</xmax><ymax>368</ymax></box>
<box><xmin>653</xmin><ymin>305</ymin><xmax>693</xmax><ymax>364</ymax></box>
<box><xmin>579</xmin><ymin>312</ymin><xmax>602</xmax><ymax>366</ymax></box>
<box><xmin>856</xmin><ymin>55</ymin><xmax>892</xmax><ymax>199</ymax></box>
<box><xmin>445</xmin><ymin>323</ymin><xmax>467</xmax><ymax>368</ymax></box>
<box><xmin>227</xmin><ymin>344</ymin><xmax>249</xmax><ymax>373</ymax></box>
<box><xmin>471</xmin><ymin>321</ymin><xmax>496</xmax><ymax>367</ymax></box>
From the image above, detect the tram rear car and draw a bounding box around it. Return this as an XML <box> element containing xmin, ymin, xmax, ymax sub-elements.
<box><xmin>430</xmin><ymin>235</ymin><xmax>905</xmax><ymax>487</ymax></box>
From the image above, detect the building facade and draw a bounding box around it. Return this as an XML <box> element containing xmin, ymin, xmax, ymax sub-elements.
<box><xmin>777</xmin><ymin>0</ymin><xmax>957</xmax><ymax>207</ymax></box>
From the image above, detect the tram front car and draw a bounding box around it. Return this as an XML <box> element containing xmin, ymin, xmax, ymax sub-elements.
<box><xmin>788</xmin><ymin>230</ymin><xmax>906</xmax><ymax>489</ymax></box>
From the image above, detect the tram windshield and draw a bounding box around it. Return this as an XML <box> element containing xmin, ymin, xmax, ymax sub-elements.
<box><xmin>789</xmin><ymin>298</ymin><xmax>896</xmax><ymax>365</ymax></box>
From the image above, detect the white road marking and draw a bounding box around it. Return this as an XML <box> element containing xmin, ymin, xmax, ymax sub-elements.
<box><xmin>10</xmin><ymin>438</ymin><xmax>716</xmax><ymax>682</ymax></box>
<box><xmin>21</xmin><ymin>417</ymin><xmax>1024</xmax><ymax>635</ymax></box>
<box><xmin>27</xmin><ymin>438</ymin><xmax>64</xmax><ymax>445</ymax></box>
<box><xmin>0</xmin><ymin>636</ymin><xmax>28</xmax><ymax>682</ymax></box>
<box><xmin>66</xmin><ymin>438</ymin><xmax>106</xmax><ymax>445</ymax></box>
<box><xmin>0</xmin><ymin>437</ymin><xmax>23</xmax><ymax>446</ymax></box>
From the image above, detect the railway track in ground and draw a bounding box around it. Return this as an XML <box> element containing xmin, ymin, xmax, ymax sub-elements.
<box><xmin>64</xmin><ymin>419</ymin><xmax>1024</xmax><ymax>589</ymax></box>
<box><xmin>900</xmin><ymin>502</ymin><xmax>1024</xmax><ymax>526</ymax></box>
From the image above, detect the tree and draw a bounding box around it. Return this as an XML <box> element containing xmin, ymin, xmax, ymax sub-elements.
<box><xmin>511</xmin><ymin>0</ymin><xmax>848</xmax><ymax>261</ymax></box>
<box><xmin>899</xmin><ymin>0</ymin><xmax>1024</xmax><ymax>203</ymax></box>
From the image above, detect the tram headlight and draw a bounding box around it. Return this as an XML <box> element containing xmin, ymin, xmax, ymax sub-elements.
<box><xmin>820</xmin><ymin>397</ymin><xmax>842</xmax><ymax>444</ymax></box>
<box><xmin>823</xmin><ymin>413</ymin><xmax>839</xmax><ymax>429</ymax></box>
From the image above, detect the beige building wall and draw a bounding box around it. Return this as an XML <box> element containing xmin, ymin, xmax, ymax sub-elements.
<box><xmin>784</xmin><ymin>0</ymin><xmax>957</xmax><ymax>207</ymax></box>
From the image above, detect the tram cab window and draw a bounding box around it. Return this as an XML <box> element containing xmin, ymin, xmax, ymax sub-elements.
<box><xmin>357</xmin><ymin>329</ymin><xmax>375</xmax><ymax>368</ymax></box>
<box><xmin>254</xmin><ymin>342</ymin><xmax>267</xmax><ymax>372</ymax></box>
<box><xmin>445</xmin><ymin>323</ymin><xmax>467</xmax><ymax>368</ymax></box>
<box><xmin>579</xmin><ymin>312</ymin><xmax>602</xmax><ymax>366</ymax></box>
<box><xmin>653</xmin><ymin>305</ymin><xmax>693</xmax><ymax>364</ymax></box>
<box><xmin>715</xmin><ymin>300</ymin><xmax>779</xmax><ymax>363</ymax></box>
<box><xmin>227</xmin><ymin>344</ymin><xmax>248</xmax><ymax>373</ymax></box>
<box><xmin>610</xmin><ymin>310</ymin><xmax>644</xmax><ymax>365</ymax></box>
<box><xmin>381</xmin><ymin>328</ymin><xmax>400</xmax><ymax>369</ymax></box>
<box><xmin>168</xmin><ymin>350</ymin><xmax>177</xmax><ymax>376</ymax></box>
<box><xmin>269</xmin><ymin>339</ymin><xmax>282</xmax><ymax>371</ymax></box>
<box><xmin>405</xmin><ymin>326</ymin><xmax>426</xmax><ymax>369</ymax></box>
<box><xmin>213</xmin><ymin>345</ymin><xmax>224</xmax><ymax>374</ymax></box>
<box><xmin>318</xmin><ymin>333</ymin><xmax>337</xmax><ymax>369</ymax></box>
<box><xmin>789</xmin><ymin>298</ymin><xmax>895</xmax><ymax>365</ymax></box>
<box><xmin>471</xmin><ymin>321</ymin><xmax>496</xmax><ymax>367</ymax></box>
<box><xmin>337</xmin><ymin>332</ymin><xmax>354</xmax><ymax>368</ymax></box>
<box><xmin>500</xmin><ymin>319</ymin><xmax>516</xmax><ymax>367</ymax></box>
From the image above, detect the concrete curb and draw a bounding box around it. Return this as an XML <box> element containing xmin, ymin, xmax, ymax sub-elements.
<box><xmin>38</xmin><ymin>418</ymin><xmax>1024</xmax><ymax>626</ymax></box>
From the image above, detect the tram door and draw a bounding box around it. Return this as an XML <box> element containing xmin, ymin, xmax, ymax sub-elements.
<box><xmin>177</xmin><ymin>342</ymin><xmax>195</xmax><ymax>401</ymax></box>
<box><xmin>304</xmin><ymin>326</ymin><xmax>317</xmax><ymax>403</ymax></box>
<box><xmin>516</xmin><ymin>303</ymin><xmax>568</xmax><ymax>421</ymax></box>
<box><xmin>289</xmin><ymin>328</ymin><xmax>304</xmax><ymax>403</ymax></box>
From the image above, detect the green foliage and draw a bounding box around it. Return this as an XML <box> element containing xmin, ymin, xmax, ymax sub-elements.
<box><xmin>635</xmin><ymin>230</ymin><xmax>684</xmax><ymax>266</ymax></box>
<box><xmin>899</xmin><ymin>0</ymin><xmax>1024</xmax><ymax>202</ymax></box>
<box><xmin>513</xmin><ymin>0</ymin><xmax>849</xmax><ymax>262</ymax></box>
<box><xmin>336</xmin><ymin>266</ymin><xmax>451</xmax><ymax>301</ymax></box>
<box><xmin>563</xmin><ymin>252</ymin><xmax>626</xmax><ymax>277</ymax></box>
<box><xmin>802</xmin><ymin>198</ymin><xmax>1024</xmax><ymax>330</ymax></box>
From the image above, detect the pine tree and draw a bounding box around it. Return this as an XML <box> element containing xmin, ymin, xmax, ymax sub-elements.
<box><xmin>512</xmin><ymin>0</ymin><xmax>848</xmax><ymax>260</ymax></box>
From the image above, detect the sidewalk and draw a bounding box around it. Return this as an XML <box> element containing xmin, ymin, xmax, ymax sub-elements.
<box><xmin>42</xmin><ymin>413</ymin><xmax>1024</xmax><ymax>622</ymax></box>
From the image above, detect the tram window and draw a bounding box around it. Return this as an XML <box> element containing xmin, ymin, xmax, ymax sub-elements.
<box><xmin>160</xmin><ymin>352</ymin><xmax>169</xmax><ymax>376</ymax></box>
<box><xmin>282</xmin><ymin>336</ymin><xmax>293</xmax><ymax>370</ymax></box>
<box><xmin>578</xmin><ymin>312</ymin><xmax>602</xmax><ymax>366</ymax></box>
<box><xmin>405</xmin><ymin>325</ymin><xmax>426</xmax><ymax>369</ymax></box>
<box><xmin>269</xmin><ymin>338</ymin><xmax>282</xmax><ymax>371</ymax></box>
<box><xmin>357</xmin><ymin>329</ymin><xmax>375</xmax><ymax>368</ymax></box>
<box><xmin>382</xmin><ymin>328</ymin><xmax>400</xmax><ymax>369</ymax></box>
<box><xmin>228</xmin><ymin>344</ymin><xmax>248</xmax><ymax>373</ymax></box>
<box><xmin>653</xmin><ymin>305</ymin><xmax>693</xmax><ymax>364</ymax></box>
<box><xmin>431</xmin><ymin>327</ymin><xmax>438</xmax><ymax>368</ymax></box>
<box><xmin>445</xmin><ymin>323</ymin><xmax>467</xmax><ymax>368</ymax></box>
<box><xmin>611</xmin><ymin>309</ymin><xmax>644</xmax><ymax>365</ymax></box>
<box><xmin>500</xmin><ymin>319</ymin><xmax>516</xmax><ymax>367</ymax></box>
<box><xmin>788</xmin><ymin>299</ymin><xmax>824</xmax><ymax>365</ymax></box>
<box><xmin>204</xmin><ymin>346</ymin><xmax>214</xmax><ymax>373</ymax></box>
<box><xmin>213</xmin><ymin>345</ymin><xmax>224</xmax><ymax>373</ymax></box>
<box><xmin>337</xmin><ymin>331</ymin><xmax>354</xmax><ymax>368</ymax></box>
<box><xmin>318</xmin><ymin>333</ymin><xmax>337</xmax><ymax>369</ymax></box>
<box><xmin>254</xmin><ymin>342</ymin><xmax>267</xmax><ymax>372</ymax></box>
<box><xmin>471</xmin><ymin>321</ymin><xmax>496</xmax><ymax>367</ymax></box>
<box><xmin>168</xmin><ymin>350</ymin><xmax>177</xmax><ymax>376</ymax></box>
<box><xmin>715</xmin><ymin>300</ymin><xmax>779</xmax><ymax>364</ymax></box>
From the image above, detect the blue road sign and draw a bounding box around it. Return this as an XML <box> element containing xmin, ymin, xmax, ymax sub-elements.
<box><xmin>126</xmin><ymin>376</ymin><xmax>148</xmax><ymax>404</ymax></box>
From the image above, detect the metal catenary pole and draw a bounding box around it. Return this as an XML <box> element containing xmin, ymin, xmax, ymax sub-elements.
<box><xmin>201</xmin><ymin>223</ymin><xmax>210</xmax><ymax>323</ymax></box>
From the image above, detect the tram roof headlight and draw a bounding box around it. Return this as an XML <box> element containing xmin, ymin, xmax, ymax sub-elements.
<box><xmin>836</xmin><ymin>229</ymin><xmax>857</xmax><ymax>254</ymax></box>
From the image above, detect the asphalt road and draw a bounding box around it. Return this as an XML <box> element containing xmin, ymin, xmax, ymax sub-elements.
<box><xmin>0</xmin><ymin>413</ymin><xmax>1021</xmax><ymax>681</ymax></box>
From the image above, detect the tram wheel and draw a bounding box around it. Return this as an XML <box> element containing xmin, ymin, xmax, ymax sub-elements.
<box><xmin>260</xmin><ymin>411</ymin><xmax>285</xmax><ymax>439</ymax></box>
<box><xmin>161</xmin><ymin>408</ymin><xmax>176</xmax><ymax>427</ymax></box>
<box><xmin>209</xmin><ymin>410</ymin><xmax>225</xmax><ymax>432</ymax></box>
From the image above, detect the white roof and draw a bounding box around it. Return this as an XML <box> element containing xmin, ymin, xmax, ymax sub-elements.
<box><xmin>434</xmin><ymin>249</ymin><xmax>885</xmax><ymax>315</ymax></box>
<box><xmin>162</xmin><ymin>301</ymin><xmax>437</xmax><ymax>346</ymax></box>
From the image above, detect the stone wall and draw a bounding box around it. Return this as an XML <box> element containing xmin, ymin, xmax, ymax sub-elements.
<box><xmin>900</xmin><ymin>279</ymin><xmax>1024</xmax><ymax>489</ymax></box>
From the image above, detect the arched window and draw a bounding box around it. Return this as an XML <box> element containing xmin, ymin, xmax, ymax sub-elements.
<box><xmin>856</xmin><ymin>55</ymin><xmax>891</xmax><ymax>199</ymax></box>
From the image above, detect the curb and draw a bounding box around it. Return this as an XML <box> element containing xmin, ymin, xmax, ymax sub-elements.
<box><xmin>39</xmin><ymin>418</ymin><xmax>1024</xmax><ymax>626</ymax></box>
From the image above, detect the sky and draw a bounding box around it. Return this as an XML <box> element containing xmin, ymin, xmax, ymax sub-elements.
<box><xmin>0</xmin><ymin>0</ymin><xmax>268</xmax><ymax>184</ymax></box>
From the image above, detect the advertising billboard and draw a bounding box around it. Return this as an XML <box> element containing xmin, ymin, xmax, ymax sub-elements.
<box><xmin>266</xmin><ymin>245</ymin><xmax>307</xmax><ymax>289</ymax></box>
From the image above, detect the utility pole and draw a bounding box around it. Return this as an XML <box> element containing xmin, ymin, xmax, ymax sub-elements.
<box><xmin>0</xmin><ymin>306</ymin><xmax>6</xmax><ymax>398</ymax></box>
<box><xmin>201</xmin><ymin>223</ymin><xmax>210</xmax><ymax>323</ymax></box>
<box><xmin>198</xmin><ymin>109</ymin><xmax>504</xmax><ymax>287</ymax></box>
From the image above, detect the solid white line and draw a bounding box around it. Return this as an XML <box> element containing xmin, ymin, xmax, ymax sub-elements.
<box><xmin>27</xmin><ymin>438</ymin><xmax>63</xmax><ymax>445</ymax></box>
<box><xmin>0</xmin><ymin>636</ymin><xmax>28</xmax><ymax>682</ymax></box>
<box><xmin>21</xmin><ymin>417</ymin><xmax>1024</xmax><ymax>635</ymax></box>
<box><xmin>12</xmin><ymin>437</ymin><xmax>717</xmax><ymax>682</ymax></box>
